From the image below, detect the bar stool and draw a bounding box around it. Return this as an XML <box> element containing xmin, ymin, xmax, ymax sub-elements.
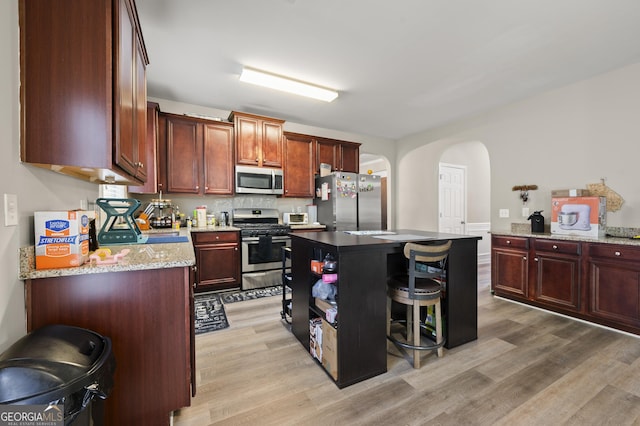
<box><xmin>387</xmin><ymin>240</ymin><xmax>451</xmax><ymax>368</ymax></box>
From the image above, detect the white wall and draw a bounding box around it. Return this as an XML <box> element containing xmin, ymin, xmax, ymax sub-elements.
<box><xmin>396</xmin><ymin>61</ymin><xmax>640</xmax><ymax>233</ymax></box>
<box><xmin>0</xmin><ymin>1</ymin><xmax>100</xmax><ymax>352</ymax></box>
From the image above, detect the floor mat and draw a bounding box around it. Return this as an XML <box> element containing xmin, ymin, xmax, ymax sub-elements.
<box><xmin>194</xmin><ymin>293</ymin><xmax>229</xmax><ymax>334</ymax></box>
<box><xmin>220</xmin><ymin>286</ymin><xmax>287</xmax><ymax>304</ymax></box>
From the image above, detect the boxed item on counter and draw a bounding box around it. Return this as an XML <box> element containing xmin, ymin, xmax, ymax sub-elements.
<box><xmin>321</xmin><ymin>318</ymin><xmax>338</xmax><ymax>380</ymax></box>
<box><xmin>551</xmin><ymin>189</ymin><xmax>590</xmax><ymax>197</ymax></box>
<box><xmin>550</xmin><ymin>196</ymin><xmax>606</xmax><ymax>237</ymax></box>
<box><xmin>35</xmin><ymin>210</ymin><xmax>93</xmax><ymax>269</ymax></box>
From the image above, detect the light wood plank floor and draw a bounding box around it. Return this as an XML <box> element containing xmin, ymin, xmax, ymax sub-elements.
<box><xmin>173</xmin><ymin>265</ymin><xmax>640</xmax><ymax>425</ymax></box>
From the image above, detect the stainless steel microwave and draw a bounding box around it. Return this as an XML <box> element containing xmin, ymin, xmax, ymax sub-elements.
<box><xmin>235</xmin><ymin>165</ymin><xmax>284</xmax><ymax>195</ymax></box>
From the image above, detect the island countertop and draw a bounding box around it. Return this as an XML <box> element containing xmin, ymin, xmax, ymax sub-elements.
<box><xmin>289</xmin><ymin>229</ymin><xmax>482</xmax><ymax>249</ymax></box>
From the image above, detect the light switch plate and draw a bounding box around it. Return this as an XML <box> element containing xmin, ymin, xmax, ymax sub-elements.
<box><xmin>499</xmin><ymin>208</ymin><xmax>509</xmax><ymax>218</ymax></box>
<box><xmin>4</xmin><ymin>193</ymin><xmax>18</xmax><ymax>226</ymax></box>
<box><xmin>522</xmin><ymin>207</ymin><xmax>530</xmax><ymax>217</ymax></box>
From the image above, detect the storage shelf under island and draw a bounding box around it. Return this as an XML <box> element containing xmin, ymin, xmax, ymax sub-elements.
<box><xmin>290</xmin><ymin>230</ymin><xmax>481</xmax><ymax>388</ymax></box>
<box><xmin>19</xmin><ymin>232</ymin><xmax>196</xmax><ymax>426</ymax></box>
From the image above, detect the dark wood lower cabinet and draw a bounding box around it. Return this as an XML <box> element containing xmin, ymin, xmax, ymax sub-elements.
<box><xmin>491</xmin><ymin>236</ymin><xmax>529</xmax><ymax>299</ymax></box>
<box><xmin>492</xmin><ymin>235</ymin><xmax>640</xmax><ymax>336</ymax></box>
<box><xmin>25</xmin><ymin>267</ymin><xmax>192</xmax><ymax>426</ymax></box>
<box><xmin>531</xmin><ymin>239</ymin><xmax>582</xmax><ymax>312</ymax></box>
<box><xmin>587</xmin><ymin>243</ymin><xmax>640</xmax><ymax>331</ymax></box>
<box><xmin>192</xmin><ymin>231</ymin><xmax>241</xmax><ymax>292</ymax></box>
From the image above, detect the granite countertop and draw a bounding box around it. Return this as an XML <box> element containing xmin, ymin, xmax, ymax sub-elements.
<box><xmin>290</xmin><ymin>224</ymin><xmax>326</xmax><ymax>230</ymax></box>
<box><xmin>20</xmin><ymin>229</ymin><xmax>196</xmax><ymax>280</ymax></box>
<box><xmin>492</xmin><ymin>225</ymin><xmax>640</xmax><ymax>247</ymax></box>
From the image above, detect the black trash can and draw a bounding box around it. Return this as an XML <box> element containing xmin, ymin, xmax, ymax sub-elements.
<box><xmin>0</xmin><ymin>324</ymin><xmax>115</xmax><ymax>425</ymax></box>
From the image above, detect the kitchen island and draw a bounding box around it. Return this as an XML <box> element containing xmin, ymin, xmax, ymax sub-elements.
<box><xmin>19</xmin><ymin>233</ymin><xmax>196</xmax><ymax>426</ymax></box>
<box><xmin>290</xmin><ymin>230</ymin><xmax>481</xmax><ymax>388</ymax></box>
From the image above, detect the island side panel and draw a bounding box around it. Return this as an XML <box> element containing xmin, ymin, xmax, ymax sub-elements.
<box><xmin>25</xmin><ymin>268</ymin><xmax>191</xmax><ymax>426</ymax></box>
<box><xmin>446</xmin><ymin>238</ymin><xmax>479</xmax><ymax>348</ymax></box>
<box><xmin>336</xmin><ymin>247</ymin><xmax>388</xmax><ymax>387</ymax></box>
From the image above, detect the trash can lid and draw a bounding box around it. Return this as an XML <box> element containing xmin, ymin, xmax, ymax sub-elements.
<box><xmin>0</xmin><ymin>324</ymin><xmax>115</xmax><ymax>405</ymax></box>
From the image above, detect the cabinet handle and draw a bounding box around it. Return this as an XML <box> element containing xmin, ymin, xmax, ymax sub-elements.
<box><xmin>534</xmin><ymin>257</ymin><xmax>538</xmax><ymax>262</ymax></box>
<box><xmin>195</xmin><ymin>185</ymin><xmax>199</xmax><ymax>190</ymax></box>
<box><xmin>523</xmin><ymin>256</ymin><xmax>527</xmax><ymax>260</ymax></box>
<box><xmin>615</xmin><ymin>251</ymin><xmax>621</xmax><ymax>256</ymax></box>
<box><xmin>506</xmin><ymin>240</ymin><xmax>511</xmax><ymax>244</ymax></box>
<box><xmin>552</xmin><ymin>245</ymin><xmax>558</xmax><ymax>250</ymax></box>
<box><xmin>205</xmin><ymin>186</ymin><xmax>209</xmax><ymax>190</ymax></box>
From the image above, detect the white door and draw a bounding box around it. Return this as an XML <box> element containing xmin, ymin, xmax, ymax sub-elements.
<box><xmin>439</xmin><ymin>163</ymin><xmax>466</xmax><ymax>234</ymax></box>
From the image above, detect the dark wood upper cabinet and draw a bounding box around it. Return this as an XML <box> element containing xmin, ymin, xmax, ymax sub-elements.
<box><xmin>19</xmin><ymin>0</ymin><xmax>149</xmax><ymax>185</ymax></box>
<box><xmin>283</xmin><ymin>132</ymin><xmax>316</xmax><ymax>198</ymax></box>
<box><xmin>129</xmin><ymin>102</ymin><xmax>159</xmax><ymax>194</ymax></box>
<box><xmin>316</xmin><ymin>138</ymin><xmax>360</xmax><ymax>174</ymax></box>
<box><xmin>162</xmin><ymin>113</ymin><xmax>234</xmax><ymax>195</ymax></box>
<box><xmin>230</xmin><ymin>111</ymin><xmax>284</xmax><ymax>168</ymax></box>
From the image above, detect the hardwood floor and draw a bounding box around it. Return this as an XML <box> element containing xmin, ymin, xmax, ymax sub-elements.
<box><xmin>173</xmin><ymin>265</ymin><xmax>640</xmax><ymax>425</ymax></box>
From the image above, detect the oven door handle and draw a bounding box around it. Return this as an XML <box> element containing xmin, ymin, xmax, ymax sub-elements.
<box><xmin>242</xmin><ymin>236</ymin><xmax>291</xmax><ymax>242</ymax></box>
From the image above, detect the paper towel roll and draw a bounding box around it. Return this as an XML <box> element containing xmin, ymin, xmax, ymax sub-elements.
<box><xmin>307</xmin><ymin>205</ymin><xmax>318</xmax><ymax>224</ymax></box>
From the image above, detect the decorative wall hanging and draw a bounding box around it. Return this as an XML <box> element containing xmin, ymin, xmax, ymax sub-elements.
<box><xmin>512</xmin><ymin>185</ymin><xmax>538</xmax><ymax>204</ymax></box>
<box><xmin>587</xmin><ymin>178</ymin><xmax>624</xmax><ymax>212</ymax></box>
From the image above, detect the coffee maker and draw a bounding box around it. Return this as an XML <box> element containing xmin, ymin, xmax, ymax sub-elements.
<box><xmin>528</xmin><ymin>210</ymin><xmax>545</xmax><ymax>233</ymax></box>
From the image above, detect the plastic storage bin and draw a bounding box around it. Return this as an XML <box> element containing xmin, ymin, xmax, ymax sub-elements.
<box><xmin>0</xmin><ymin>324</ymin><xmax>115</xmax><ymax>425</ymax></box>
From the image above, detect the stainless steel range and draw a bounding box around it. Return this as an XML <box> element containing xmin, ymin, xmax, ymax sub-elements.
<box><xmin>233</xmin><ymin>208</ymin><xmax>291</xmax><ymax>290</ymax></box>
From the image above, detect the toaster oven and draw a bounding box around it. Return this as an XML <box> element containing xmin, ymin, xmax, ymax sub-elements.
<box><xmin>283</xmin><ymin>212</ymin><xmax>308</xmax><ymax>225</ymax></box>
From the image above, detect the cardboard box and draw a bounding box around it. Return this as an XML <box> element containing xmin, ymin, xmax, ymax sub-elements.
<box><xmin>551</xmin><ymin>189</ymin><xmax>590</xmax><ymax>197</ymax></box>
<box><xmin>35</xmin><ymin>210</ymin><xmax>92</xmax><ymax>269</ymax></box>
<box><xmin>309</xmin><ymin>317</ymin><xmax>323</xmax><ymax>361</ymax></box>
<box><xmin>550</xmin><ymin>197</ymin><xmax>606</xmax><ymax>237</ymax></box>
<box><xmin>321</xmin><ymin>319</ymin><xmax>338</xmax><ymax>380</ymax></box>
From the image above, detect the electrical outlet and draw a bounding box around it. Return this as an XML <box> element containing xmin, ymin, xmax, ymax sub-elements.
<box><xmin>4</xmin><ymin>193</ymin><xmax>18</xmax><ymax>226</ymax></box>
<box><xmin>522</xmin><ymin>207</ymin><xmax>530</xmax><ymax>217</ymax></box>
<box><xmin>499</xmin><ymin>208</ymin><xmax>509</xmax><ymax>218</ymax></box>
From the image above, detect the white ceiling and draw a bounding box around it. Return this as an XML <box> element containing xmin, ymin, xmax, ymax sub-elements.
<box><xmin>136</xmin><ymin>0</ymin><xmax>640</xmax><ymax>140</ymax></box>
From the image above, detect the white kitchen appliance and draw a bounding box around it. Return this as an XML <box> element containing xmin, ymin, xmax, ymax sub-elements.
<box><xmin>283</xmin><ymin>212</ymin><xmax>308</xmax><ymax>225</ymax></box>
<box><xmin>558</xmin><ymin>204</ymin><xmax>591</xmax><ymax>230</ymax></box>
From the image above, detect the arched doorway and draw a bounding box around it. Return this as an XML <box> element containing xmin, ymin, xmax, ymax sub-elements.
<box><xmin>438</xmin><ymin>141</ymin><xmax>491</xmax><ymax>264</ymax></box>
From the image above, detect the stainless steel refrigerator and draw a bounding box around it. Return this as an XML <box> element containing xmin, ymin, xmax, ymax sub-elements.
<box><xmin>314</xmin><ymin>173</ymin><xmax>382</xmax><ymax>231</ymax></box>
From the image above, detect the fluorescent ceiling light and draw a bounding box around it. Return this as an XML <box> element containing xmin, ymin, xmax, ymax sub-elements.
<box><xmin>239</xmin><ymin>67</ymin><xmax>338</xmax><ymax>102</ymax></box>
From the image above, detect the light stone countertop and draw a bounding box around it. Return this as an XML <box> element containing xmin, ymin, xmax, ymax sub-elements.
<box><xmin>492</xmin><ymin>227</ymin><xmax>640</xmax><ymax>247</ymax></box>
<box><xmin>20</xmin><ymin>229</ymin><xmax>197</xmax><ymax>280</ymax></box>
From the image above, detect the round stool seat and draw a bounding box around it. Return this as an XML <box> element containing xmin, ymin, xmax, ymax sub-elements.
<box><xmin>388</xmin><ymin>276</ymin><xmax>441</xmax><ymax>301</ymax></box>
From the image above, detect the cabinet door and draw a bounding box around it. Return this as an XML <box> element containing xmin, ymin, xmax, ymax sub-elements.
<box><xmin>203</xmin><ymin>122</ymin><xmax>234</xmax><ymax>195</ymax></box>
<box><xmin>492</xmin><ymin>249</ymin><xmax>529</xmax><ymax>298</ymax></box>
<box><xmin>166</xmin><ymin>116</ymin><xmax>202</xmax><ymax>193</ymax></box>
<box><xmin>532</xmin><ymin>253</ymin><xmax>581</xmax><ymax>311</ymax></box>
<box><xmin>195</xmin><ymin>244</ymin><xmax>240</xmax><ymax>291</ymax></box>
<box><xmin>261</xmin><ymin>120</ymin><xmax>283</xmax><ymax>168</ymax></box>
<box><xmin>283</xmin><ymin>133</ymin><xmax>315</xmax><ymax>198</ymax></box>
<box><xmin>129</xmin><ymin>102</ymin><xmax>159</xmax><ymax>194</ymax></box>
<box><xmin>235</xmin><ymin>115</ymin><xmax>260</xmax><ymax>166</ymax></box>
<box><xmin>340</xmin><ymin>142</ymin><xmax>360</xmax><ymax>173</ymax></box>
<box><xmin>316</xmin><ymin>139</ymin><xmax>338</xmax><ymax>172</ymax></box>
<box><xmin>115</xmin><ymin>0</ymin><xmax>137</xmax><ymax>178</ymax></box>
<box><xmin>588</xmin><ymin>244</ymin><xmax>640</xmax><ymax>328</ymax></box>
<box><xmin>589</xmin><ymin>261</ymin><xmax>640</xmax><ymax>327</ymax></box>
<box><xmin>133</xmin><ymin>30</ymin><xmax>148</xmax><ymax>181</ymax></box>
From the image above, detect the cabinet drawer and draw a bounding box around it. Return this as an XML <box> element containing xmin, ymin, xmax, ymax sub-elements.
<box><xmin>492</xmin><ymin>235</ymin><xmax>529</xmax><ymax>250</ymax></box>
<box><xmin>191</xmin><ymin>231</ymin><xmax>238</xmax><ymax>244</ymax></box>
<box><xmin>589</xmin><ymin>243</ymin><xmax>640</xmax><ymax>262</ymax></box>
<box><xmin>534</xmin><ymin>239</ymin><xmax>581</xmax><ymax>255</ymax></box>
